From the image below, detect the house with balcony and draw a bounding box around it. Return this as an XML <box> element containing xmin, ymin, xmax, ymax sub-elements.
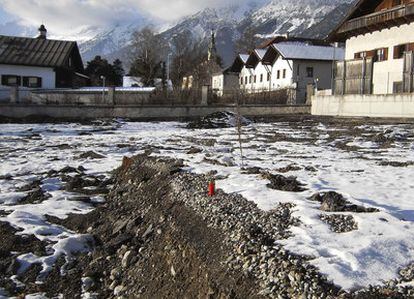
<box><xmin>312</xmin><ymin>0</ymin><xmax>414</xmax><ymax>118</ymax></box>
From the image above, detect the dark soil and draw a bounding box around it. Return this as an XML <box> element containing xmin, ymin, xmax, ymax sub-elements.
<box><xmin>19</xmin><ymin>187</ymin><xmax>51</xmax><ymax>205</ymax></box>
<box><xmin>77</xmin><ymin>151</ymin><xmax>106</xmax><ymax>160</ymax></box>
<box><xmin>0</xmin><ymin>221</ymin><xmax>48</xmax><ymax>296</ymax></box>
<box><xmin>309</xmin><ymin>192</ymin><xmax>379</xmax><ymax>213</ymax></box>
<box><xmin>187</xmin><ymin>111</ymin><xmax>250</xmax><ymax>129</ymax></box>
<box><xmin>263</xmin><ymin>173</ymin><xmax>306</xmax><ymax>192</ymax></box>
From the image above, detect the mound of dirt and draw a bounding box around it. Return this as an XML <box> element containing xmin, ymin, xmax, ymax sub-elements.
<box><xmin>187</xmin><ymin>111</ymin><xmax>251</xmax><ymax>129</ymax></box>
<box><xmin>262</xmin><ymin>173</ymin><xmax>306</xmax><ymax>192</ymax></box>
<box><xmin>309</xmin><ymin>192</ymin><xmax>379</xmax><ymax>213</ymax></box>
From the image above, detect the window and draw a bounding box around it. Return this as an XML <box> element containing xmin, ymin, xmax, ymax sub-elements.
<box><xmin>375</xmin><ymin>48</ymin><xmax>388</xmax><ymax>62</ymax></box>
<box><xmin>1</xmin><ymin>75</ymin><xmax>21</xmax><ymax>86</ymax></box>
<box><xmin>23</xmin><ymin>77</ymin><xmax>42</xmax><ymax>88</ymax></box>
<box><xmin>245</xmin><ymin>76</ymin><xmax>248</xmax><ymax>84</ymax></box>
<box><xmin>277</xmin><ymin>70</ymin><xmax>281</xmax><ymax>79</ymax></box>
<box><xmin>354</xmin><ymin>52</ymin><xmax>364</xmax><ymax>59</ymax></box>
<box><xmin>260</xmin><ymin>74</ymin><xmax>263</xmax><ymax>82</ymax></box>
<box><xmin>282</xmin><ymin>69</ymin><xmax>286</xmax><ymax>79</ymax></box>
<box><xmin>254</xmin><ymin>75</ymin><xmax>257</xmax><ymax>83</ymax></box>
<box><xmin>394</xmin><ymin>43</ymin><xmax>414</xmax><ymax>59</ymax></box>
<box><xmin>249</xmin><ymin>76</ymin><xmax>252</xmax><ymax>84</ymax></box>
<box><xmin>240</xmin><ymin>77</ymin><xmax>243</xmax><ymax>85</ymax></box>
<box><xmin>267</xmin><ymin>73</ymin><xmax>271</xmax><ymax>81</ymax></box>
<box><xmin>306</xmin><ymin>67</ymin><xmax>314</xmax><ymax>78</ymax></box>
<box><xmin>393</xmin><ymin>81</ymin><xmax>403</xmax><ymax>93</ymax></box>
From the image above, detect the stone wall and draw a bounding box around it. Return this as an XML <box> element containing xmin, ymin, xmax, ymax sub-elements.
<box><xmin>312</xmin><ymin>93</ymin><xmax>414</xmax><ymax>118</ymax></box>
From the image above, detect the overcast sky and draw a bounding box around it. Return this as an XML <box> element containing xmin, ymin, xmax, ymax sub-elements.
<box><xmin>0</xmin><ymin>0</ymin><xmax>247</xmax><ymax>35</ymax></box>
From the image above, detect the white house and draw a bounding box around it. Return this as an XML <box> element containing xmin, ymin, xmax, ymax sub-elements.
<box><xmin>329</xmin><ymin>0</ymin><xmax>414</xmax><ymax>95</ymax></box>
<box><xmin>212</xmin><ymin>54</ymin><xmax>249</xmax><ymax>96</ymax></box>
<box><xmin>311</xmin><ymin>0</ymin><xmax>414</xmax><ymax>118</ymax></box>
<box><xmin>235</xmin><ymin>37</ymin><xmax>344</xmax><ymax>104</ymax></box>
<box><xmin>0</xmin><ymin>25</ymin><xmax>87</xmax><ymax>90</ymax></box>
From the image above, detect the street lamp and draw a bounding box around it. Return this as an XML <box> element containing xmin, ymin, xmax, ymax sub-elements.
<box><xmin>100</xmin><ymin>75</ymin><xmax>106</xmax><ymax>103</ymax></box>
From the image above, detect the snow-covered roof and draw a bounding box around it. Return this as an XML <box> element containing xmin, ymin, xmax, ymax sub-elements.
<box><xmin>273</xmin><ymin>42</ymin><xmax>345</xmax><ymax>61</ymax></box>
<box><xmin>239</xmin><ymin>54</ymin><xmax>249</xmax><ymax>63</ymax></box>
<box><xmin>254</xmin><ymin>48</ymin><xmax>268</xmax><ymax>60</ymax></box>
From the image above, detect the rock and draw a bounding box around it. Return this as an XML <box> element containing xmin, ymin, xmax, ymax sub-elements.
<box><xmin>114</xmin><ymin>285</ymin><xmax>124</xmax><ymax>296</ymax></box>
<box><xmin>171</xmin><ymin>265</ymin><xmax>177</xmax><ymax>277</ymax></box>
<box><xmin>77</xmin><ymin>151</ymin><xmax>106</xmax><ymax>160</ymax></box>
<box><xmin>110</xmin><ymin>268</ymin><xmax>121</xmax><ymax>281</ymax></box>
<box><xmin>82</xmin><ymin>277</ymin><xmax>95</xmax><ymax>292</ymax></box>
<box><xmin>142</xmin><ymin>224</ymin><xmax>153</xmax><ymax>239</ymax></box>
<box><xmin>122</xmin><ymin>250</ymin><xmax>134</xmax><ymax>268</ymax></box>
<box><xmin>187</xmin><ymin>147</ymin><xmax>203</xmax><ymax>154</ymax></box>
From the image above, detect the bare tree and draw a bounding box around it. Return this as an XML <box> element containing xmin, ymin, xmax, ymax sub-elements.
<box><xmin>170</xmin><ymin>32</ymin><xmax>206</xmax><ymax>88</ymax></box>
<box><xmin>129</xmin><ymin>26</ymin><xmax>167</xmax><ymax>86</ymax></box>
<box><xmin>235</xmin><ymin>25</ymin><xmax>260</xmax><ymax>54</ymax></box>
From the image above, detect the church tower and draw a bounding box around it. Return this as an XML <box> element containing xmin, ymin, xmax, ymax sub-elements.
<box><xmin>207</xmin><ymin>30</ymin><xmax>217</xmax><ymax>62</ymax></box>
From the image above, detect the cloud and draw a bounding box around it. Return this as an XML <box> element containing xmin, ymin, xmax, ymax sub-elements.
<box><xmin>0</xmin><ymin>0</ymin><xmax>249</xmax><ymax>35</ymax></box>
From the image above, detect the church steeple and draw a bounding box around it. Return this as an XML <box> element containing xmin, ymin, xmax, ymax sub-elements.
<box><xmin>208</xmin><ymin>30</ymin><xmax>217</xmax><ymax>61</ymax></box>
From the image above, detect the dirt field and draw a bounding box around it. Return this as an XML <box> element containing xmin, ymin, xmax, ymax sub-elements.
<box><xmin>0</xmin><ymin>115</ymin><xmax>413</xmax><ymax>298</ymax></box>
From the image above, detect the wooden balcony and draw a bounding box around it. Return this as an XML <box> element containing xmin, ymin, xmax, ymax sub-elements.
<box><xmin>337</xmin><ymin>4</ymin><xmax>414</xmax><ymax>38</ymax></box>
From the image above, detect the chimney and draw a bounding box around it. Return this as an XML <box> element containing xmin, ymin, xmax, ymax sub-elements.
<box><xmin>37</xmin><ymin>24</ymin><xmax>47</xmax><ymax>39</ymax></box>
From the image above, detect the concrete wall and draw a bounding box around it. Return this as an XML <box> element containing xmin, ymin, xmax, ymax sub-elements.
<box><xmin>345</xmin><ymin>23</ymin><xmax>414</xmax><ymax>95</ymax></box>
<box><xmin>0</xmin><ymin>65</ymin><xmax>56</xmax><ymax>89</ymax></box>
<box><xmin>311</xmin><ymin>93</ymin><xmax>414</xmax><ymax>118</ymax></box>
<box><xmin>0</xmin><ymin>104</ymin><xmax>310</xmax><ymax>120</ymax></box>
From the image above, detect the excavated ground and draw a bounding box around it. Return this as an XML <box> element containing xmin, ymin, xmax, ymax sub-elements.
<box><xmin>1</xmin><ymin>154</ymin><xmax>413</xmax><ymax>298</ymax></box>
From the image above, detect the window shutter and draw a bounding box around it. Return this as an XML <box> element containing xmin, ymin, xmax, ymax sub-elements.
<box><xmin>22</xmin><ymin>77</ymin><xmax>29</xmax><ymax>87</ymax></box>
<box><xmin>394</xmin><ymin>45</ymin><xmax>401</xmax><ymax>59</ymax></box>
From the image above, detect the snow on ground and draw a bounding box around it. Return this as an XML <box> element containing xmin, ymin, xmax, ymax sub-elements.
<box><xmin>0</xmin><ymin>119</ymin><xmax>414</xmax><ymax>291</ymax></box>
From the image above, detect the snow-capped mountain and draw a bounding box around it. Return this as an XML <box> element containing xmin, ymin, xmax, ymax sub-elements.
<box><xmin>0</xmin><ymin>0</ymin><xmax>355</xmax><ymax>67</ymax></box>
<box><xmin>156</xmin><ymin>0</ymin><xmax>354</xmax><ymax>66</ymax></box>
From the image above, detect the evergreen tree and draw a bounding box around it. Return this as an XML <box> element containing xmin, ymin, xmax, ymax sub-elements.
<box><xmin>112</xmin><ymin>59</ymin><xmax>125</xmax><ymax>86</ymax></box>
<box><xmin>85</xmin><ymin>56</ymin><xmax>124</xmax><ymax>87</ymax></box>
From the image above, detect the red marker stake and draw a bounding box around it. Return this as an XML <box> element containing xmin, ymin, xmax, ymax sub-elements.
<box><xmin>208</xmin><ymin>180</ymin><xmax>215</xmax><ymax>197</ymax></box>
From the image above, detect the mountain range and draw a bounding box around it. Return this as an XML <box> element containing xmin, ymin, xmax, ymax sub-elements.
<box><xmin>0</xmin><ymin>0</ymin><xmax>355</xmax><ymax>68</ymax></box>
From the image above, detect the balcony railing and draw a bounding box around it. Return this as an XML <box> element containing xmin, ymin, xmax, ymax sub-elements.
<box><xmin>338</xmin><ymin>4</ymin><xmax>414</xmax><ymax>36</ymax></box>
